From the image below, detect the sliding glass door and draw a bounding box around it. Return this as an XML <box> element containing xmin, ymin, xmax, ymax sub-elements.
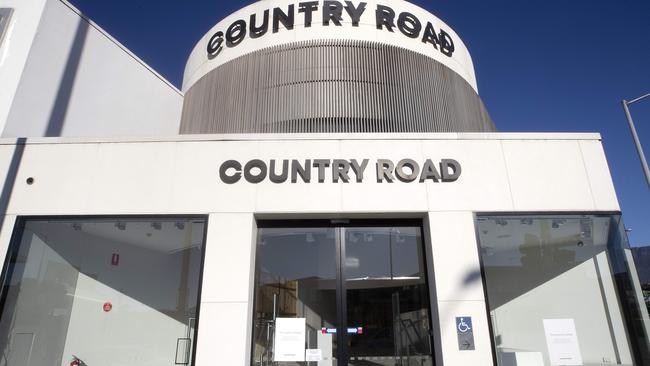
<box><xmin>252</xmin><ymin>221</ymin><xmax>434</xmax><ymax>366</ymax></box>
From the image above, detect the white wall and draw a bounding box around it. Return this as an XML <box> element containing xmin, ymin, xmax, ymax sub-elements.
<box><xmin>1</xmin><ymin>0</ymin><xmax>183</xmax><ymax>138</ymax></box>
<box><xmin>427</xmin><ymin>211</ymin><xmax>494</xmax><ymax>366</ymax></box>
<box><xmin>0</xmin><ymin>133</ymin><xmax>617</xmax><ymax>216</ymax></box>
<box><xmin>0</xmin><ymin>0</ymin><xmax>48</xmax><ymax>134</ymax></box>
<box><xmin>183</xmin><ymin>0</ymin><xmax>477</xmax><ymax>92</ymax></box>
<box><xmin>0</xmin><ymin>132</ymin><xmax>626</xmax><ymax>366</ymax></box>
<box><xmin>196</xmin><ymin>213</ymin><xmax>257</xmax><ymax>366</ymax></box>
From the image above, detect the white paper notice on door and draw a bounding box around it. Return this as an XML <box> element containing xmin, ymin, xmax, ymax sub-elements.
<box><xmin>274</xmin><ymin>318</ymin><xmax>306</xmax><ymax>362</ymax></box>
<box><xmin>305</xmin><ymin>349</ymin><xmax>323</xmax><ymax>361</ymax></box>
<box><xmin>543</xmin><ymin>319</ymin><xmax>583</xmax><ymax>365</ymax></box>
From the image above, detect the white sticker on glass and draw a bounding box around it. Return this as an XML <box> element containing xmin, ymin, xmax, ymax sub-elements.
<box><xmin>543</xmin><ymin>319</ymin><xmax>583</xmax><ymax>366</ymax></box>
<box><xmin>274</xmin><ymin>318</ymin><xmax>306</xmax><ymax>362</ymax></box>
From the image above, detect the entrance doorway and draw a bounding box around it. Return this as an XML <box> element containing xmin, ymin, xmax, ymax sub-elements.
<box><xmin>252</xmin><ymin>220</ymin><xmax>434</xmax><ymax>366</ymax></box>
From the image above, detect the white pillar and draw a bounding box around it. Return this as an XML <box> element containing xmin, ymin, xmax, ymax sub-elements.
<box><xmin>426</xmin><ymin>211</ymin><xmax>494</xmax><ymax>366</ymax></box>
<box><xmin>195</xmin><ymin>213</ymin><xmax>257</xmax><ymax>366</ymax></box>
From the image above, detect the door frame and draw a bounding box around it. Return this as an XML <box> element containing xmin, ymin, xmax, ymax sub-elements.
<box><xmin>254</xmin><ymin>218</ymin><xmax>435</xmax><ymax>366</ymax></box>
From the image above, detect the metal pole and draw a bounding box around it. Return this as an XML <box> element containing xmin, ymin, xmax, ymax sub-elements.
<box><xmin>628</xmin><ymin>93</ymin><xmax>650</xmax><ymax>105</ymax></box>
<box><xmin>622</xmin><ymin>99</ymin><xmax>650</xmax><ymax>190</ymax></box>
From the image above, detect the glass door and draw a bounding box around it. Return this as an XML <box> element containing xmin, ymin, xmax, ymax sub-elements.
<box><xmin>343</xmin><ymin>226</ymin><xmax>434</xmax><ymax>366</ymax></box>
<box><xmin>253</xmin><ymin>226</ymin><xmax>340</xmax><ymax>366</ymax></box>
<box><xmin>253</xmin><ymin>221</ymin><xmax>434</xmax><ymax>366</ymax></box>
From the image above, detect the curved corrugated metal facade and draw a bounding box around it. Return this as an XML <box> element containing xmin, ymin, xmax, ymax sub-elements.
<box><xmin>180</xmin><ymin>40</ymin><xmax>495</xmax><ymax>134</ymax></box>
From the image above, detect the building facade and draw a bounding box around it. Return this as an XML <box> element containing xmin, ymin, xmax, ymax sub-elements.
<box><xmin>0</xmin><ymin>1</ymin><xmax>648</xmax><ymax>366</ymax></box>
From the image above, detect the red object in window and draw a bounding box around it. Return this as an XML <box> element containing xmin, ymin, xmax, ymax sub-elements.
<box><xmin>103</xmin><ymin>302</ymin><xmax>112</xmax><ymax>312</ymax></box>
<box><xmin>70</xmin><ymin>360</ymin><xmax>80</xmax><ymax>366</ymax></box>
<box><xmin>111</xmin><ymin>253</ymin><xmax>120</xmax><ymax>266</ymax></box>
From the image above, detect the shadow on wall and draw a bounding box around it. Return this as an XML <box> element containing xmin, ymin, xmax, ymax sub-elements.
<box><xmin>45</xmin><ymin>15</ymin><xmax>89</xmax><ymax>137</ymax></box>
<box><xmin>0</xmin><ymin>14</ymin><xmax>89</xmax><ymax>238</ymax></box>
<box><xmin>484</xmin><ymin>233</ymin><xmax>603</xmax><ymax>309</ymax></box>
<box><xmin>0</xmin><ymin>137</ymin><xmax>25</xmax><ymax>237</ymax></box>
<box><xmin>435</xmin><ymin>266</ymin><xmax>483</xmax><ymax>335</ymax></box>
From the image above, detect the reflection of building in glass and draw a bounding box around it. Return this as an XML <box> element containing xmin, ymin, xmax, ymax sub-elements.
<box><xmin>0</xmin><ymin>218</ymin><xmax>206</xmax><ymax>366</ymax></box>
<box><xmin>478</xmin><ymin>215</ymin><xmax>650</xmax><ymax>365</ymax></box>
<box><xmin>254</xmin><ymin>224</ymin><xmax>433</xmax><ymax>366</ymax></box>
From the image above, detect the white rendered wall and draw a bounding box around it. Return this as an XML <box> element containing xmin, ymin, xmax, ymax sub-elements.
<box><xmin>1</xmin><ymin>0</ymin><xmax>182</xmax><ymax>138</ymax></box>
<box><xmin>0</xmin><ymin>133</ymin><xmax>623</xmax><ymax>366</ymax></box>
<box><xmin>0</xmin><ymin>0</ymin><xmax>48</xmax><ymax>134</ymax></box>
<box><xmin>183</xmin><ymin>0</ymin><xmax>477</xmax><ymax>92</ymax></box>
<box><xmin>0</xmin><ymin>133</ymin><xmax>618</xmax><ymax>216</ymax></box>
<box><xmin>426</xmin><ymin>211</ymin><xmax>494</xmax><ymax>366</ymax></box>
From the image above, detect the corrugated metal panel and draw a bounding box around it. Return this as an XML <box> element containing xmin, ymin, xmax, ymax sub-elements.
<box><xmin>180</xmin><ymin>40</ymin><xmax>496</xmax><ymax>134</ymax></box>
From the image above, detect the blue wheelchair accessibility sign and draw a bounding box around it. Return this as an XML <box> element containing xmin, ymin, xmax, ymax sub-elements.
<box><xmin>455</xmin><ymin>317</ymin><xmax>475</xmax><ymax>350</ymax></box>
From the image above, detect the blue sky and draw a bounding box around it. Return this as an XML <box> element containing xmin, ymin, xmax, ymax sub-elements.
<box><xmin>68</xmin><ymin>0</ymin><xmax>650</xmax><ymax>246</ymax></box>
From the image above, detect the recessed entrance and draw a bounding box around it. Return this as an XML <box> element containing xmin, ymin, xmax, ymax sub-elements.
<box><xmin>252</xmin><ymin>220</ymin><xmax>435</xmax><ymax>366</ymax></box>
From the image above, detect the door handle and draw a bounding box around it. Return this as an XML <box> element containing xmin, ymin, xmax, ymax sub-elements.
<box><xmin>175</xmin><ymin>338</ymin><xmax>191</xmax><ymax>365</ymax></box>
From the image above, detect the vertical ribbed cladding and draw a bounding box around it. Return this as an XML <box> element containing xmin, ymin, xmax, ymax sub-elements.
<box><xmin>180</xmin><ymin>40</ymin><xmax>496</xmax><ymax>134</ymax></box>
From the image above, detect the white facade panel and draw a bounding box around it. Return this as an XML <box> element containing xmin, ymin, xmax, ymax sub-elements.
<box><xmin>578</xmin><ymin>139</ymin><xmax>621</xmax><ymax>211</ymax></box>
<box><xmin>0</xmin><ymin>214</ymin><xmax>16</xmax><ymax>264</ymax></box>
<box><xmin>0</xmin><ymin>0</ymin><xmax>48</xmax><ymax>134</ymax></box>
<box><xmin>0</xmin><ymin>133</ymin><xmax>628</xmax><ymax>366</ymax></box>
<box><xmin>437</xmin><ymin>300</ymin><xmax>494</xmax><ymax>366</ymax></box>
<box><xmin>195</xmin><ymin>302</ymin><xmax>252</xmax><ymax>366</ymax></box>
<box><xmin>426</xmin><ymin>211</ymin><xmax>495</xmax><ymax>364</ymax></box>
<box><xmin>0</xmin><ymin>134</ymin><xmax>617</xmax><ymax>216</ymax></box>
<box><xmin>2</xmin><ymin>0</ymin><xmax>183</xmax><ymax>138</ymax></box>
<box><xmin>427</xmin><ymin>211</ymin><xmax>485</xmax><ymax>303</ymax></box>
<box><xmin>183</xmin><ymin>0</ymin><xmax>477</xmax><ymax>92</ymax></box>
<box><xmin>200</xmin><ymin>213</ymin><xmax>256</xmax><ymax>303</ymax></box>
<box><xmin>502</xmin><ymin>140</ymin><xmax>603</xmax><ymax>212</ymax></box>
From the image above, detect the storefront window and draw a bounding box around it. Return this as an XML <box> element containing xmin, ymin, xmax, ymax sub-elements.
<box><xmin>252</xmin><ymin>222</ymin><xmax>433</xmax><ymax>366</ymax></box>
<box><xmin>477</xmin><ymin>214</ymin><xmax>650</xmax><ymax>365</ymax></box>
<box><xmin>0</xmin><ymin>217</ymin><xmax>206</xmax><ymax>366</ymax></box>
<box><xmin>0</xmin><ymin>9</ymin><xmax>12</xmax><ymax>47</ymax></box>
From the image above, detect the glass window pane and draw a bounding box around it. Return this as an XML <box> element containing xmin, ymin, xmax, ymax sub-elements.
<box><xmin>344</xmin><ymin>226</ymin><xmax>432</xmax><ymax>366</ymax></box>
<box><xmin>0</xmin><ymin>217</ymin><xmax>206</xmax><ymax>366</ymax></box>
<box><xmin>253</xmin><ymin>227</ymin><xmax>339</xmax><ymax>366</ymax></box>
<box><xmin>477</xmin><ymin>214</ymin><xmax>650</xmax><ymax>366</ymax></box>
<box><xmin>0</xmin><ymin>9</ymin><xmax>12</xmax><ymax>47</ymax></box>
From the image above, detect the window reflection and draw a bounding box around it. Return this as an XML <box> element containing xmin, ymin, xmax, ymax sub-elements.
<box><xmin>344</xmin><ymin>227</ymin><xmax>432</xmax><ymax>366</ymax></box>
<box><xmin>477</xmin><ymin>214</ymin><xmax>650</xmax><ymax>366</ymax></box>
<box><xmin>0</xmin><ymin>9</ymin><xmax>13</xmax><ymax>48</ymax></box>
<box><xmin>0</xmin><ymin>217</ymin><xmax>206</xmax><ymax>366</ymax></box>
<box><xmin>253</xmin><ymin>227</ymin><xmax>339</xmax><ymax>366</ymax></box>
<box><xmin>252</xmin><ymin>224</ymin><xmax>433</xmax><ymax>366</ymax></box>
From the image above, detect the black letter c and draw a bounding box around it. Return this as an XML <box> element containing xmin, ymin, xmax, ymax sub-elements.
<box><xmin>219</xmin><ymin>160</ymin><xmax>242</xmax><ymax>184</ymax></box>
